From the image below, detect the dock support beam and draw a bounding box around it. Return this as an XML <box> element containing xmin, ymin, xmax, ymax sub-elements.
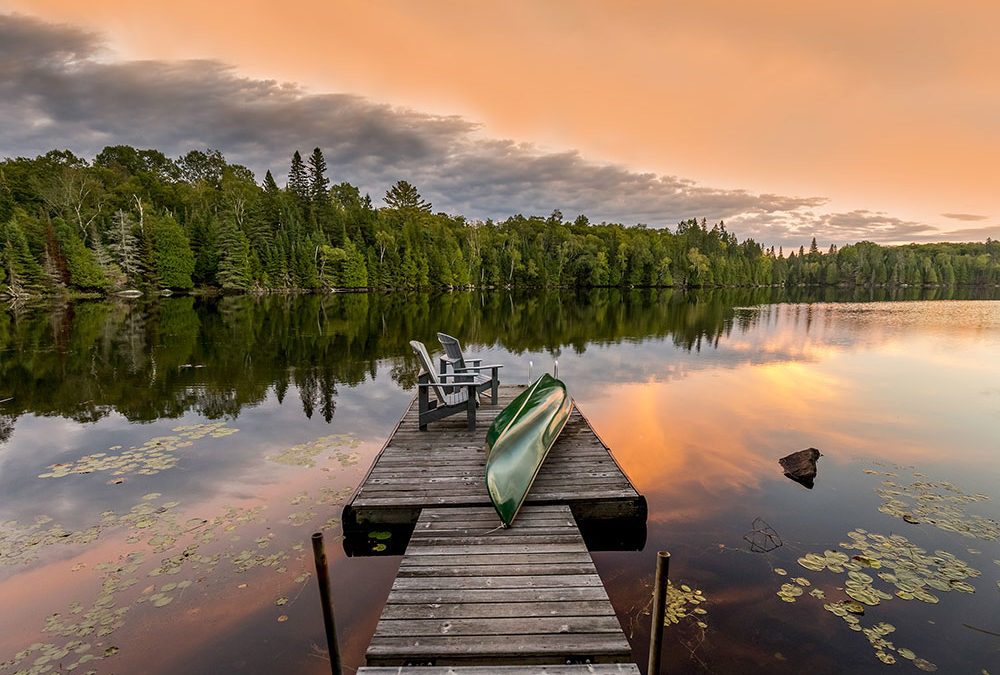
<box><xmin>647</xmin><ymin>550</ymin><xmax>671</xmax><ymax>675</ymax></box>
<box><xmin>312</xmin><ymin>532</ymin><xmax>343</xmax><ymax>675</ymax></box>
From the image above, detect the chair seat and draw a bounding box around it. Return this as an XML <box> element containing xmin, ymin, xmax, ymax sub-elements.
<box><xmin>443</xmin><ymin>389</ymin><xmax>470</xmax><ymax>406</ymax></box>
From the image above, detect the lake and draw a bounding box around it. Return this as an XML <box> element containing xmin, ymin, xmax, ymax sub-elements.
<box><xmin>1</xmin><ymin>288</ymin><xmax>999</xmax><ymax>674</ymax></box>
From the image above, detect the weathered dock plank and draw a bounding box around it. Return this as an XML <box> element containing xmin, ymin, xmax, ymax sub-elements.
<box><xmin>343</xmin><ymin>386</ymin><xmax>644</xmax><ymax>527</ymax></box>
<box><xmin>359</xmin><ymin>667</ymin><xmax>640</xmax><ymax>675</ymax></box>
<box><xmin>365</xmin><ymin>505</ymin><xmax>633</xmax><ymax>667</ymax></box>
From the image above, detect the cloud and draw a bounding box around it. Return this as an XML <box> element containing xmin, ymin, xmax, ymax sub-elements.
<box><xmin>727</xmin><ymin>209</ymin><xmax>937</xmax><ymax>248</ymax></box>
<box><xmin>911</xmin><ymin>224</ymin><xmax>1000</xmax><ymax>242</ymax></box>
<box><xmin>0</xmin><ymin>12</ymin><xmax>976</xmax><ymax>248</ymax></box>
<box><xmin>941</xmin><ymin>213</ymin><xmax>989</xmax><ymax>222</ymax></box>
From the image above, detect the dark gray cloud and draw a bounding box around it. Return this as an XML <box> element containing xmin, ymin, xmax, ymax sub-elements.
<box><xmin>941</xmin><ymin>212</ymin><xmax>989</xmax><ymax>222</ymax></box>
<box><xmin>0</xmin><ymin>13</ymin><xmax>976</xmax><ymax>248</ymax></box>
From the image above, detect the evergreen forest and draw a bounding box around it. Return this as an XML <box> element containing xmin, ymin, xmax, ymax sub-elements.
<box><xmin>2</xmin><ymin>146</ymin><xmax>998</xmax><ymax>297</ymax></box>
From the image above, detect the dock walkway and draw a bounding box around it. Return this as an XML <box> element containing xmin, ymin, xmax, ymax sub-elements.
<box><xmin>347</xmin><ymin>385</ymin><xmax>644</xmax><ymax>671</ymax></box>
<box><xmin>365</xmin><ymin>504</ymin><xmax>632</xmax><ymax>666</ymax></box>
<box><xmin>343</xmin><ymin>385</ymin><xmax>645</xmax><ymax>528</ymax></box>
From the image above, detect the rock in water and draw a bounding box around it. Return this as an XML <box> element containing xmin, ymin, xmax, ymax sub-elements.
<box><xmin>779</xmin><ymin>448</ymin><xmax>822</xmax><ymax>489</ymax></box>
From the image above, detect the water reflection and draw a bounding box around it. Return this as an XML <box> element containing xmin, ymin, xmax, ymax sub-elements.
<box><xmin>1</xmin><ymin>290</ymin><xmax>999</xmax><ymax>674</ymax></box>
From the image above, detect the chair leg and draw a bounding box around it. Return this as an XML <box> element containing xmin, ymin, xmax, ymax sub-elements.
<box><xmin>490</xmin><ymin>368</ymin><xmax>499</xmax><ymax>405</ymax></box>
<box><xmin>418</xmin><ymin>387</ymin><xmax>429</xmax><ymax>431</ymax></box>
<box><xmin>466</xmin><ymin>386</ymin><xmax>477</xmax><ymax>430</ymax></box>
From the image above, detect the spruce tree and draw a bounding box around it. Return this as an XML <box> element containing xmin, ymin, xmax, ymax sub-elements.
<box><xmin>216</xmin><ymin>217</ymin><xmax>252</xmax><ymax>290</ymax></box>
<box><xmin>149</xmin><ymin>213</ymin><xmax>195</xmax><ymax>289</ymax></box>
<box><xmin>308</xmin><ymin>148</ymin><xmax>330</xmax><ymax>204</ymax></box>
<box><xmin>53</xmin><ymin>218</ymin><xmax>108</xmax><ymax>290</ymax></box>
<box><xmin>287</xmin><ymin>151</ymin><xmax>308</xmax><ymax>201</ymax></box>
<box><xmin>384</xmin><ymin>180</ymin><xmax>431</xmax><ymax>212</ymax></box>
<box><xmin>0</xmin><ymin>218</ymin><xmax>44</xmax><ymax>295</ymax></box>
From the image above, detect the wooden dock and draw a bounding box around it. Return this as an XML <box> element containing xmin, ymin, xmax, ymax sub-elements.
<box><xmin>343</xmin><ymin>385</ymin><xmax>645</xmax><ymax>528</ymax></box>
<box><xmin>346</xmin><ymin>385</ymin><xmax>644</xmax><ymax>671</ymax></box>
<box><xmin>365</xmin><ymin>505</ymin><xmax>632</xmax><ymax>667</ymax></box>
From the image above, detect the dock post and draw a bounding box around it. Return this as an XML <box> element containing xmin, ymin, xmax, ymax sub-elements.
<box><xmin>311</xmin><ymin>532</ymin><xmax>343</xmax><ymax>675</ymax></box>
<box><xmin>647</xmin><ymin>550</ymin><xmax>671</xmax><ymax>674</ymax></box>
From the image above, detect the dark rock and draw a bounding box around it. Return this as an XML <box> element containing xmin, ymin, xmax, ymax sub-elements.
<box><xmin>779</xmin><ymin>448</ymin><xmax>822</xmax><ymax>489</ymax></box>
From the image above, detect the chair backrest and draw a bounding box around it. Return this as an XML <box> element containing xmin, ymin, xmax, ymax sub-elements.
<box><xmin>410</xmin><ymin>340</ymin><xmax>448</xmax><ymax>403</ymax></box>
<box><xmin>437</xmin><ymin>332</ymin><xmax>465</xmax><ymax>366</ymax></box>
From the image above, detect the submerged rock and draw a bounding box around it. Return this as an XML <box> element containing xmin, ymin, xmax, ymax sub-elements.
<box><xmin>779</xmin><ymin>448</ymin><xmax>822</xmax><ymax>489</ymax></box>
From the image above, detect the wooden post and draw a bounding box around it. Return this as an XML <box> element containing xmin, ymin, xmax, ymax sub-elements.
<box><xmin>312</xmin><ymin>532</ymin><xmax>343</xmax><ymax>675</ymax></box>
<box><xmin>647</xmin><ymin>550</ymin><xmax>671</xmax><ymax>674</ymax></box>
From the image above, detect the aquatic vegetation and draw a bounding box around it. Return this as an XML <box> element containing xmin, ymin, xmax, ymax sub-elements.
<box><xmin>663</xmin><ymin>582</ymin><xmax>709</xmax><ymax>630</ymax></box>
<box><xmin>774</xmin><ymin>463</ymin><xmax>1000</xmax><ymax>670</ymax></box>
<box><xmin>866</xmin><ymin>469</ymin><xmax>998</xmax><ymax>542</ymax></box>
<box><xmin>36</xmin><ymin>422</ymin><xmax>239</xmax><ymax>481</ymax></box>
<box><xmin>2</xmin><ymin>431</ymin><xmax>360</xmax><ymax>673</ymax></box>
<box><xmin>266</xmin><ymin>434</ymin><xmax>360</xmax><ymax>467</ymax></box>
<box><xmin>0</xmin><ymin>517</ymin><xmax>104</xmax><ymax>566</ymax></box>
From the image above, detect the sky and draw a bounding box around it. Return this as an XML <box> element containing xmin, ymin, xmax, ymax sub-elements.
<box><xmin>0</xmin><ymin>1</ymin><xmax>998</xmax><ymax>248</ymax></box>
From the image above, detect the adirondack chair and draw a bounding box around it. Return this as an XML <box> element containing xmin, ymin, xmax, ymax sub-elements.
<box><xmin>436</xmin><ymin>332</ymin><xmax>503</xmax><ymax>404</ymax></box>
<box><xmin>410</xmin><ymin>340</ymin><xmax>479</xmax><ymax>431</ymax></box>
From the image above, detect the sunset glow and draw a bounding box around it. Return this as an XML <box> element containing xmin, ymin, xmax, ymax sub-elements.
<box><xmin>1</xmin><ymin>0</ymin><xmax>998</xmax><ymax>246</ymax></box>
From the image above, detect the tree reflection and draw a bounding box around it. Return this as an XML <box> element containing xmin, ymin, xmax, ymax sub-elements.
<box><xmin>0</xmin><ymin>286</ymin><xmax>994</xmax><ymax>425</ymax></box>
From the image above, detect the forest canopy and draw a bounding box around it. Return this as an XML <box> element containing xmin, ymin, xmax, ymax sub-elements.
<box><xmin>1</xmin><ymin>146</ymin><xmax>998</xmax><ymax>297</ymax></box>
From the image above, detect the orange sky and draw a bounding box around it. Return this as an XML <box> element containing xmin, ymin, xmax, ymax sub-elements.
<box><xmin>2</xmin><ymin>0</ymin><xmax>998</xmax><ymax>235</ymax></box>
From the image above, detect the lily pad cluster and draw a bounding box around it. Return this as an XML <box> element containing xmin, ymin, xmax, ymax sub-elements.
<box><xmin>3</xmin><ymin>431</ymin><xmax>360</xmax><ymax>672</ymax></box>
<box><xmin>779</xmin><ymin>525</ymin><xmax>984</xmax><ymax>670</ymax></box>
<box><xmin>0</xmin><ymin>640</ymin><xmax>101</xmax><ymax>675</ymax></box>
<box><xmin>286</xmin><ymin>486</ymin><xmax>352</xmax><ymax>529</ymax></box>
<box><xmin>663</xmin><ymin>582</ymin><xmax>709</xmax><ymax>630</ymax></box>
<box><xmin>838</xmin><ymin>529</ymin><xmax>980</xmax><ymax>604</ymax></box>
<box><xmin>266</xmin><ymin>433</ymin><xmax>360</xmax><ymax>467</ymax></box>
<box><xmin>0</xmin><ymin>517</ymin><xmax>104</xmax><ymax>566</ymax></box>
<box><xmin>36</xmin><ymin>422</ymin><xmax>239</xmax><ymax>481</ymax></box>
<box><xmin>774</xmin><ymin>567</ymin><xmax>939</xmax><ymax>670</ymax></box>
<box><xmin>776</xmin><ymin>576</ymin><xmax>813</xmax><ymax>602</ymax></box>
<box><xmin>868</xmin><ymin>470</ymin><xmax>998</xmax><ymax>541</ymax></box>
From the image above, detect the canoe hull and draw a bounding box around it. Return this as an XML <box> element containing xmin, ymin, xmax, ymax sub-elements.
<box><xmin>485</xmin><ymin>374</ymin><xmax>572</xmax><ymax>527</ymax></box>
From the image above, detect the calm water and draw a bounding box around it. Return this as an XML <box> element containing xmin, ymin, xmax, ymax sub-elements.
<box><xmin>1</xmin><ymin>289</ymin><xmax>999</xmax><ymax>674</ymax></box>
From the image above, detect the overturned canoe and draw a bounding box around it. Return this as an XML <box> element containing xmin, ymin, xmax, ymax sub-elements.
<box><xmin>485</xmin><ymin>373</ymin><xmax>572</xmax><ymax>527</ymax></box>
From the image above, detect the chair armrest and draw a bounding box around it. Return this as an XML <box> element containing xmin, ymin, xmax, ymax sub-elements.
<box><xmin>453</xmin><ymin>364</ymin><xmax>503</xmax><ymax>372</ymax></box>
<box><xmin>417</xmin><ymin>382</ymin><xmax>478</xmax><ymax>389</ymax></box>
<box><xmin>420</xmin><ymin>373</ymin><xmax>477</xmax><ymax>384</ymax></box>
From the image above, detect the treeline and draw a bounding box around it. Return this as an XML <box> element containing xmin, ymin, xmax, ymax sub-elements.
<box><xmin>1</xmin><ymin>146</ymin><xmax>998</xmax><ymax>297</ymax></box>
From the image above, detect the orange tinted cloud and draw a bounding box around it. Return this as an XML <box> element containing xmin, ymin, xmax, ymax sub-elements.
<box><xmin>3</xmin><ymin>0</ymin><xmax>998</xmax><ymax>241</ymax></box>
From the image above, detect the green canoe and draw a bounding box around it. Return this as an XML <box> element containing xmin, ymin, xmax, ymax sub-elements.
<box><xmin>485</xmin><ymin>373</ymin><xmax>572</xmax><ymax>527</ymax></box>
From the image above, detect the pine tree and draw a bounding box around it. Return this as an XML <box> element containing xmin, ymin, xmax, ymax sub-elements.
<box><xmin>287</xmin><ymin>151</ymin><xmax>308</xmax><ymax>201</ymax></box>
<box><xmin>149</xmin><ymin>213</ymin><xmax>195</xmax><ymax>289</ymax></box>
<box><xmin>216</xmin><ymin>217</ymin><xmax>252</xmax><ymax>290</ymax></box>
<box><xmin>0</xmin><ymin>218</ymin><xmax>44</xmax><ymax>295</ymax></box>
<box><xmin>108</xmin><ymin>209</ymin><xmax>141</xmax><ymax>283</ymax></box>
<box><xmin>308</xmin><ymin>148</ymin><xmax>330</xmax><ymax>205</ymax></box>
<box><xmin>53</xmin><ymin>218</ymin><xmax>108</xmax><ymax>290</ymax></box>
<box><xmin>384</xmin><ymin>180</ymin><xmax>431</xmax><ymax>212</ymax></box>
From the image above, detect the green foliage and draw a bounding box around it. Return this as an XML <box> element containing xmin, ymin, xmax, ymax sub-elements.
<box><xmin>149</xmin><ymin>213</ymin><xmax>195</xmax><ymax>289</ymax></box>
<box><xmin>216</xmin><ymin>217</ymin><xmax>253</xmax><ymax>291</ymax></box>
<box><xmin>384</xmin><ymin>180</ymin><xmax>431</xmax><ymax>212</ymax></box>
<box><xmin>53</xmin><ymin>218</ymin><xmax>108</xmax><ymax>289</ymax></box>
<box><xmin>0</xmin><ymin>216</ymin><xmax>44</xmax><ymax>295</ymax></box>
<box><xmin>1</xmin><ymin>146</ymin><xmax>998</xmax><ymax>296</ymax></box>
